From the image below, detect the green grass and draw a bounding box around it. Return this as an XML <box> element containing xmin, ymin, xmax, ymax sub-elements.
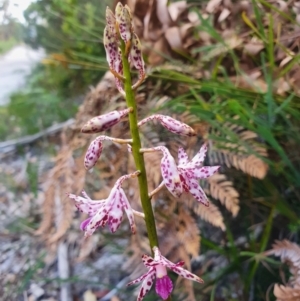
<box><xmin>0</xmin><ymin>37</ymin><xmax>18</xmax><ymax>55</ymax></box>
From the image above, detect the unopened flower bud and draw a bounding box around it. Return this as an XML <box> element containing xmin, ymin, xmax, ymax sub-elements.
<box><xmin>84</xmin><ymin>135</ymin><xmax>133</xmax><ymax>170</ymax></box>
<box><xmin>129</xmin><ymin>33</ymin><xmax>145</xmax><ymax>81</ymax></box>
<box><xmin>138</xmin><ymin>114</ymin><xmax>196</xmax><ymax>137</ymax></box>
<box><xmin>103</xmin><ymin>25</ymin><xmax>118</xmax><ymax>70</ymax></box>
<box><xmin>115</xmin><ymin>2</ymin><xmax>123</xmax><ymax>21</ymax></box>
<box><xmin>81</xmin><ymin>108</ymin><xmax>131</xmax><ymax>134</ymax></box>
<box><xmin>84</xmin><ymin>138</ymin><xmax>103</xmax><ymax>170</ymax></box>
<box><xmin>105</xmin><ymin>7</ymin><xmax>116</xmax><ymax>28</ymax></box>
<box><xmin>114</xmin><ymin>49</ymin><xmax>125</xmax><ymax>95</ymax></box>
<box><xmin>115</xmin><ymin>3</ymin><xmax>132</xmax><ymax>44</ymax></box>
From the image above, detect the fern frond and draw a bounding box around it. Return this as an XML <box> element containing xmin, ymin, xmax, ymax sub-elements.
<box><xmin>176</xmin><ymin>207</ymin><xmax>200</xmax><ymax>258</ymax></box>
<box><xmin>203</xmin><ymin>173</ymin><xmax>240</xmax><ymax>217</ymax></box>
<box><xmin>274</xmin><ymin>284</ymin><xmax>300</xmax><ymax>301</ymax></box>
<box><xmin>208</xmin><ymin>124</ymin><xmax>268</xmax><ymax>179</ymax></box>
<box><xmin>35</xmin><ymin>183</ymin><xmax>55</xmax><ymax>235</ymax></box>
<box><xmin>267</xmin><ymin>240</ymin><xmax>300</xmax><ymax>271</ymax></box>
<box><xmin>267</xmin><ymin>239</ymin><xmax>300</xmax><ymax>297</ymax></box>
<box><xmin>186</xmin><ymin>197</ymin><xmax>225</xmax><ymax>231</ymax></box>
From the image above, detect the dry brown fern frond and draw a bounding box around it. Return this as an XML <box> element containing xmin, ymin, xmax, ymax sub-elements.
<box><xmin>266</xmin><ymin>240</ymin><xmax>300</xmax><ymax>285</ymax></box>
<box><xmin>176</xmin><ymin>206</ymin><xmax>200</xmax><ymax>258</ymax></box>
<box><xmin>36</xmin><ymin>72</ymin><xmax>117</xmax><ymax>247</ymax></box>
<box><xmin>186</xmin><ymin>197</ymin><xmax>225</xmax><ymax>231</ymax></box>
<box><xmin>208</xmin><ymin>123</ymin><xmax>268</xmax><ymax>179</ymax></box>
<box><xmin>266</xmin><ymin>240</ymin><xmax>300</xmax><ymax>300</ymax></box>
<box><xmin>36</xmin><ymin>133</ymin><xmax>81</xmax><ymax>243</ymax></box>
<box><xmin>273</xmin><ymin>284</ymin><xmax>300</xmax><ymax>301</ymax></box>
<box><xmin>202</xmin><ymin>173</ymin><xmax>240</xmax><ymax>217</ymax></box>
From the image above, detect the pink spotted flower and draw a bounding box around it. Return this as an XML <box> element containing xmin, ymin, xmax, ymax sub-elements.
<box><xmin>83</xmin><ymin>135</ymin><xmax>132</xmax><ymax>170</ymax></box>
<box><xmin>142</xmin><ymin>144</ymin><xmax>219</xmax><ymax>205</ymax></box>
<box><xmin>177</xmin><ymin>143</ymin><xmax>219</xmax><ymax>206</ymax></box>
<box><xmin>81</xmin><ymin>108</ymin><xmax>132</xmax><ymax>134</ymax></box>
<box><xmin>127</xmin><ymin>247</ymin><xmax>203</xmax><ymax>301</ymax></box>
<box><xmin>68</xmin><ymin>172</ymin><xmax>139</xmax><ymax>237</ymax></box>
<box><xmin>138</xmin><ymin>114</ymin><xmax>195</xmax><ymax>137</ymax></box>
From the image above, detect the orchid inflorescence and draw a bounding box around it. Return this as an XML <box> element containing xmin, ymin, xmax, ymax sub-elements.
<box><xmin>68</xmin><ymin>3</ymin><xmax>219</xmax><ymax>300</ymax></box>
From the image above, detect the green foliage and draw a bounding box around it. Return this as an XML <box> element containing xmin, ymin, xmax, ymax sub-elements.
<box><xmin>0</xmin><ymin>36</ymin><xmax>18</xmax><ymax>54</ymax></box>
<box><xmin>151</xmin><ymin>2</ymin><xmax>300</xmax><ymax>300</ymax></box>
<box><xmin>23</xmin><ymin>0</ymin><xmax>109</xmax><ymax>89</ymax></box>
<box><xmin>0</xmin><ymin>64</ymin><xmax>77</xmax><ymax>139</ymax></box>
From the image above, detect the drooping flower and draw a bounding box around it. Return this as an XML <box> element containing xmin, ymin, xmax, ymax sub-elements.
<box><xmin>129</xmin><ymin>33</ymin><xmax>146</xmax><ymax>85</ymax></box>
<box><xmin>68</xmin><ymin>172</ymin><xmax>139</xmax><ymax>237</ymax></box>
<box><xmin>138</xmin><ymin>114</ymin><xmax>195</xmax><ymax>137</ymax></box>
<box><xmin>115</xmin><ymin>3</ymin><xmax>132</xmax><ymax>45</ymax></box>
<box><xmin>103</xmin><ymin>8</ymin><xmax>118</xmax><ymax>71</ymax></box>
<box><xmin>81</xmin><ymin>108</ymin><xmax>132</xmax><ymax>134</ymax></box>
<box><xmin>141</xmin><ymin>146</ymin><xmax>182</xmax><ymax>198</ymax></box>
<box><xmin>141</xmin><ymin>144</ymin><xmax>219</xmax><ymax>205</ymax></box>
<box><xmin>84</xmin><ymin>135</ymin><xmax>132</xmax><ymax>170</ymax></box>
<box><xmin>127</xmin><ymin>247</ymin><xmax>203</xmax><ymax>301</ymax></box>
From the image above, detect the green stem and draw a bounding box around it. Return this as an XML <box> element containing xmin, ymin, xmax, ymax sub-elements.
<box><xmin>120</xmin><ymin>40</ymin><xmax>159</xmax><ymax>251</ymax></box>
<box><xmin>244</xmin><ymin>204</ymin><xmax>275</xmax><ymax>294</ymax></box>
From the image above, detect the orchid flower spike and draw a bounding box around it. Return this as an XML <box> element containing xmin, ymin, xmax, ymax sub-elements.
<box><xmin>138</xmin><ymin>114</ymin><xmax>195</xmax><ymax>137</ymax></box>
<box><xmin>81</xmin><ymin>108</ymin><xmax>132</xmax><ymax>134</ymax></box>
<box><xmin>84</xmin><ymin>135</ymin><xmax>132</xmax><ymax>170</ymax></box>
<box><xmin>68</xmin><ymin>171</ymin><xmax>140</xmax><ymax>236</ymax></box>
<box><xmin>127</xmin><ymin>246</ymin><xmax>203</xmax><ymax>301</ymax></box>
<box><xmin>104</xmin><ymin>3</ymin><xmax>145</xmax><ymax>91</ymax></box>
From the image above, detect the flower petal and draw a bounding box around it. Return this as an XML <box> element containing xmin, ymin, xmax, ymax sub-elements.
<box><xmin>120</xmin><ymin>188</ymin><xmax>136</xmax><ymax>233</ymax></box>
<box><xmin>105</xmin><ymin>7</ymin><xmax>116</xmax><ymax>28</ymax></box>
<box><xmin>168</xmin><ymin>265</ymin><xmax>204</xmax><ymax>283</ymax></box>
<box><xmin>155</xmin><ymin>275</ymin><xmax>173</xmax><ymax>300</ymax></box>
<box><xmin>187</xmin><ymin>177</ymin><xmax>209</xmax><ymax>206</ymax></box>
<box><xmin>143</xmin><ymin>254</ymin><xmax>161</xmax><ymax>267</ymax></box>
<box><xmin>103</xmin><ymin>25</ymin><xmax>118</xmax><ymax>70</ymax></box>
<box><xmin>138</xmin><ymin>115</ymin><xmax>195</xmax><ymax>137</ymax></box>
<box><xmin>192</xmin><ymin>166</ymin><xmax>220</xmax><ymax>179</ymax></box>
<box><xmin>190</xmin><ymin>143</ymin><xmax>208</xmax><ymax>166</ymax></box>
<box><xmin>158</xmin><ymin>146</ymin><xmax>182</xmax><ymax>197</ymax></box>
<box><xmin>68</xmin><ymin>191</ymin><xmax>105</xmax><ymax>215</ymax></box>
<box><xmin>114</xmin><ymin>48</ymin><xmax>125</xmax><ymax>95</ymax></box>
<box><xmin>154</xmin><ymin>250</ymin><xmax>185</xmax><ymax>269</ymax></box>
<box><xmin>137</xmin><ymin>268</ymin><xmax>156</xmax><ymax>301</ymax></box>
<box><xmin>81</xmin><ymin>109</ymin><xmax>130</xmax><ymax>134</ymax></box>
<box><xmin>178</xmin><ymin>147</ymin><xmax>189</xmax><ymax>165</ymax></box>
<box><xmin>84</xmin><ymin>138</ymin><xmax>103</xmax><ymax>170</ymax></box>
<box><xmin>108</xmin><ymin>190</ymin><xmax>123</xmax><ymax>233</ymax></box>
<box><xmin>80</xmin><ymin>217</ymin><xmax>92</xmax><ymax>231</ymax></box>
<box><xmin>127</xmin><ymin>268</ymin><xmax>156</xmax><ymax>301</ymax></box>
<box><xmin>116</xmin><ymin>3</ymin><xmax>132</xmax><ymax>43</ymax></box>
<box><xmin>129</xmin><ymin>33</ymin><xmax>145</xmax><ymax>80</ymax></box>
<box><xmin>127</xmin><ymin>268</ymin><xmax>155</xmax><ymax>286</ymax></box>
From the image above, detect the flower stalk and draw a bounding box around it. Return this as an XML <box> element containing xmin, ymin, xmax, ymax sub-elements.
<box><xmin>68</xmin><ymin>3</ymin><xmax>219</xmax><ymax>300</ymax></box>
<box><xmin>120</xmin><ymin>38</ymin><xmax>159</xmax><ymax>250</ymax></box>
